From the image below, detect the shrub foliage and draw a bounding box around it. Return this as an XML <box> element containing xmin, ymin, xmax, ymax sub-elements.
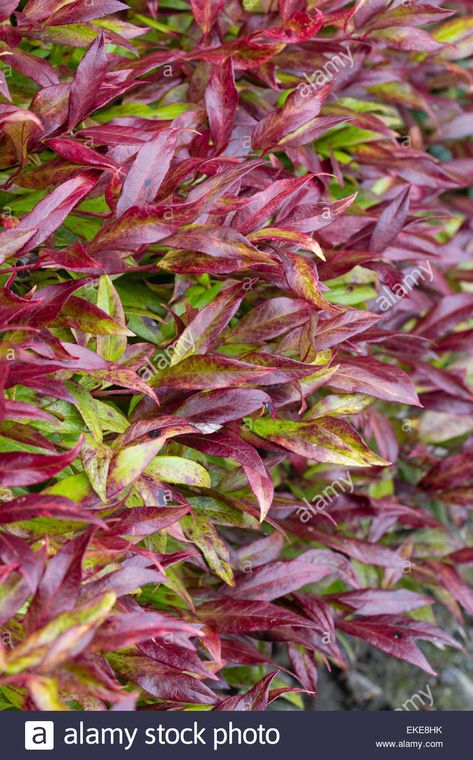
<box><xmin>0</xmin><ymin>0</ymin><xmax>472</xmax><ymax>710</ymax></box>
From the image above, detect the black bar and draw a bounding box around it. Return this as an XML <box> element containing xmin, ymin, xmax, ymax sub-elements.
<box><xmin>5</xmin><ymin>710</ymin><xmax>470</xmax><ymax>759</ymax></box>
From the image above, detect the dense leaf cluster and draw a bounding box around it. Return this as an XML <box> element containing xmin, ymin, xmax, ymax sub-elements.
<box><xmin>0</xmin><ymin>0</ymin><xmax>472</xmax><ymax>711</ymax></box>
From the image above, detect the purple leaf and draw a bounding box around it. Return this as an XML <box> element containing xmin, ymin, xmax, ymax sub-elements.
<box><xmin>205</xmin><ymin>59</ymin><xmax>238</xmax><ymax>153</ymax></box>
<box><xmin>175</xmin><ymin>388</ymin><xmax>272</xmax><ymax>425</ymax></box>
<box><xmin>0</xmin><ymin>439</ymin><xmax>83</xmax><ymax>486</ymax></box>
<box><xmin>328</xmin><ymin>357</ymin><xmax>421</xmax><ymax>407</ymax></box>
<box><xmin>213</xmin><ymin>671</ymin><xmax>278</xmax><ymax>710</ymax></box>
<box><xmin>108</xmin><ymin>653</ymin><xmax>218</xmax><ymax>704</ymax></box>
<box><xmin>0</xmin><ymin>494</ymin><xmax>107</xmax><ymax>528</ymax></box>
<box><xmin>370</xmin><ymin>187</ymin><xmax>410</xmax><ymax>252</ymax></box>
<box><xmin>116</xmin><ymin>128</ymin><xmax>180</xmax><ymax>217</ymax></box>
<box><xmin>190</xmin><ymin>0</ymin><xmax>224</xmax><ymax>34</ymax></box>
<box><xmin>252</xmin><ymin>83</ymin><xmax>333</xmax><ymax>151</ymax></box>
<box><xmin>24</xmin><ymin>530</ymin><xmax>93</xmax><ymax>632</ymax></box>
<box><xmin>196</xmin><ymin>598</ymin><xmax>313</xmax><ymax>633</ymax></box>
<box><xmin>232</xmin><ymin>560</ymin><xmax>332</xmax><ymax>601</ymax></box>
<box><xmin>67</xmin><ymin>33</ymin><xmax>108</xmax><ymax>130</ymax></box>
<box><xmin>14</xmin><ymin>173</ymin><xmax>98</xmax><ymax>253</ymax></box>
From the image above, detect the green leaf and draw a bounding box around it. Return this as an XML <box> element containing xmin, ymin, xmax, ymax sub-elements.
<box><xmin>54</xmin><ymin>296</ymin><xmax>134</xmax><ymax>336</ymax></box>
<box><xmin>325</xmin><ymin>285</ymin><xmax>378</xmax><ymax>305</ymax></box>
<box><xmin>27</xmin><ymin>677</ymin><xmax>69</xmax><ymax>711</ymax></box>
<box><xmin>189</xmin><ymin>496</ymin><xmax>258</xmax><ymax>529</ymax></box>
<box><xmin>182</xmin><ymin>514</ymin><xmax>234</xmax><ymax>586</ymax></box>
<box><xmin>95</xmin><ymin>399</ymin><xmax>129</xmax><ymax>434</ymax></box>
<box><xmin>68</xmin><ymin>382</ymin><xmax>103</xmax><ymax>443</ymax></box>
<box><xmin>251</xmin><ymin>417</ymin><xmax>390</xmax><ymax>467</ymax></box>
<box><xmin>96</xmin><ymin>275</ymin><xmax>128</xmax><ymax>361</ymax></box>
<box><xmin>304</xmin><ymin>394</ymin><xmax>374</xmax><ymax>419</ymax></box>
<box><xmin>81</xmin><ymin>438</ymin><xmax>113</xmax><ymax>502</ymax></box>
<box><xmin>44</xmin><ymin>473</ymin><xmax>93</xmax><ymax>503</ymax></box>
<box><xmin>4</xmin><ymin>593</ymin><xmax>116</xmax><ymax>674</ymax></box>
<box><xmin>107</xmin><ymin>439</ymin><xmax>167</xmax><ymax>496</ymax></box>
<box><xmin>147</xmin><ymin>456</ymin><xmax>211</xmax><ymax>487</ymax></box>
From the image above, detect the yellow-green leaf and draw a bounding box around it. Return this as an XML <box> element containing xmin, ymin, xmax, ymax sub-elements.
<box><xmin>147</xmin><ymin>456</ymin><xmax>211</xmax><ymax>487</ymax></box>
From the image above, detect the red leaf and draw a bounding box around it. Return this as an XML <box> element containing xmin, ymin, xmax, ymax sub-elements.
<box><xmin>279</xmin><ymin>251</ymin><xmax>338</xmax><ymax>311</ymax></box>
<box><xmin>371</xmin><ymin>4</ymin><xmax>454</xmax><ymax>30</ymax></box>
<box><xmin>205</xmin><ymin>59</ymin><xmax>238</xmax><ymax>153</ymax></box>
<box><xmin>46</xmin><ymin>137</ymin><xmax>120</xmax><ymax>171</ymax></box>
<box><xmin>337</xmin><ymin>617</ymin><xmax>460</xmax><ymax>676</ymax></box>
<box><xmin>108</xmin><ymin>653</ymin><xmax>218</xmax><ymax>704</ymax></box>
<box><xmin>420</xmin><ymin>452</ymin><xmax>473</xmax><ymax>492</ymax></box>
<box><xmin>0</xmin><ymin>438</ymin><xmax>83</xmax><ymax>486</ymax></box>
<box><xmin>67</xmin><ymin>33</ymin><xmax>108</xmax><ymax>130</ymax></box>
<box><xmin>242</xmin><ymin>352</ymin><xmax>326</xmax><ymax>385</ymax></box>
<box><xmin>0</xmin><ymin>228</ymin><xmax>37</xmax><ymax>264</ymax></box>
<box><xmin>233</xmin><ymin>176</ymin><xmax>312</xmax><ymax>235</ymax></box>
<box><xmin>195</xmin><ymin>598</ymin><xmax>313</xmax><ymax>633</ymax></box>
<box><xmin>232</xmin><ymin>560</ymin><xmax>332</xmax><ymax>601</ymax></box>
<box><xmin>0</xmin><ymin>574</ymin><xmax>32</xmax><ymax>627</ymax></box>
<box><xmin>175</xmin><ymin>388</ymin><xmax>272</xmax><ymax>425</ymax></box>
<box><xmin>414</xmin><ymin>293</ymin><xmax>473</xmax><ymax>339</ymax></box>
<box><xmin>370</xmin><ymin>187</ymin><xmax>410</xmax><ymax>252</ymax></box>
<box><xmin>3</xmin><ymin>399</ymin><xmax>57</xmax><ymax>423</ymax></box>
<box><xmin>116</xmin><ymin>128</ymin><xmax>180</xmax><ymax>217</ymax></box>
<box><xmin>0</xmin><ymin>0</ymin><xmax>19</xmax><ymax>22</ymax></box>
<box><xmin>369</xmin><ymin>26</ymin><xmax>443</xmax><ymax>52</ymax></box>
<box><xmin>296</xmin><ymin>550</ymin><xmax>360</xmax><ymax>588</ymax></box>
<box><xmin>334</xmin><ymin>589</ymin><xmax>433</xmax><ymax>616</ymax></box>
<box><xmin>0</xmin><ymin>533</ymin><xmax>44</xmax><ymax>593</ymax></box>
<box><xmin>159</xmin><ymin>248</ymin><xmax>274</xmax><ymax>275</ymax></box>
<box><xmin>213</xmin><ymin>671</ymin><xmax>278</xmax><ymax>710</ymax></box>
<box><xmin>22</xmin><ymin>0</ymin><xmax>126</xmax><ymax>23</ymax></box>
<box><xmin>47</xmin><ymin>0</ymin><xmax>127</xmax><ymax>24</ymax></box>
<box><xmin>253</xmin><ymin>11</ymin><xmax>323</xmax><ymax>43</ymax></box>
<box><xmin>81</xmin><ymin>566</ymin><xmax>165</xmax><ymax>601</ymax></box>
<box><xmin>139</xmin><ymin>639</ymin><xmax>214</xmax><ymax>680</ymax></box>
<box><xmin>229</xmin><ymin>297</ymin><xmax>311</xmax><ymax>342</ymax></box>
<box><xmin>153</xmin><ymin>354</ymin><xmax>274</xmax><ymax>390</ymax></box>
<box><xmin>252</xmin><ymin>83</ymin><xmax>333</xmax><ymax>151</ymax></box>
<box><xmin>161</xmin><ymin>224</ymin><xmax>265</xmax><ymax>261</ymax></box>
<box><xmin>181</xmin><ymin>430</ymin><xmax>274</xmax><ymax>521</ymax></box>
<box><xmin>190</xmin><ymin>0</ymin><xmax>224</xmax><ymax>34</ymax></box>
<box><xmin>235</xmin><ymin>533</ymin><xmax>285</xmax><ymax>569</ymax></box>
<box><xmin>328</xmin><ymin>357</ymin><xmax>421</xmax><ymax>406</ymax></box>
<box><xmin>219</xmin><ymin>635</ymin><xmax>274</xmax><ymax>668</ymax></box>
<box><xmin>288</xmin><ymin>644</ymin><xmax>318</xmax><ymax>693</ymax></box>
<box><xmin>308</xmin><ymin>530</ymin><xmax>406</xmax><ymax>570</ymax></box>
<box><xmin>0</xmin><ymin>46</ymin><xmax>58</xmax><ymax>87</ymax></box>
<box><xmin>24</xmin><ymin>530</ymin><xmax>93</xmax><ymax>632</ymax></box>
<box><xmin>279</xmin><ymin>194</ymin><xmax>357</xmax><ymax>234</ymax></box>
<box><xmin>88</xmin><ymin>206</ymin><xmax>175</xmax><ymax>253</ymax></box>
<box><xmin>15</xmin><ymin>172</ymin><xmax>99</xmax><ymax>253</ymax></box>
<box><xmin>105</xmin><ymin>506</ymin><xmax>190</xmax><ymax>537</ymax></box>
<box><xmin>421</xmin><ymin>561</ymin><xmax>473</xmax><ymax>616</ymax></box>
<box><xmin>0</xmin><ymin>494</ymin><xmax>107</xmax><ymax>528</ymax></box>
<box><xmin>92</xmin><ymin>611</ymin><xmax>200</xmax><ymax>652</ymax></box>
<box><xmin>351</xmin><ymin>0</ymin><xmax>392</xmax><ymax>29</ymax></box>
<box><xmin>171</xmin><ymin>281</ymin><xmax>247</xmax><ymax>360</ymax></box>
<box><xmin>312</xmin><ymin>310</ymin><xmax>380</xmax><ymax>350</ymax></box>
